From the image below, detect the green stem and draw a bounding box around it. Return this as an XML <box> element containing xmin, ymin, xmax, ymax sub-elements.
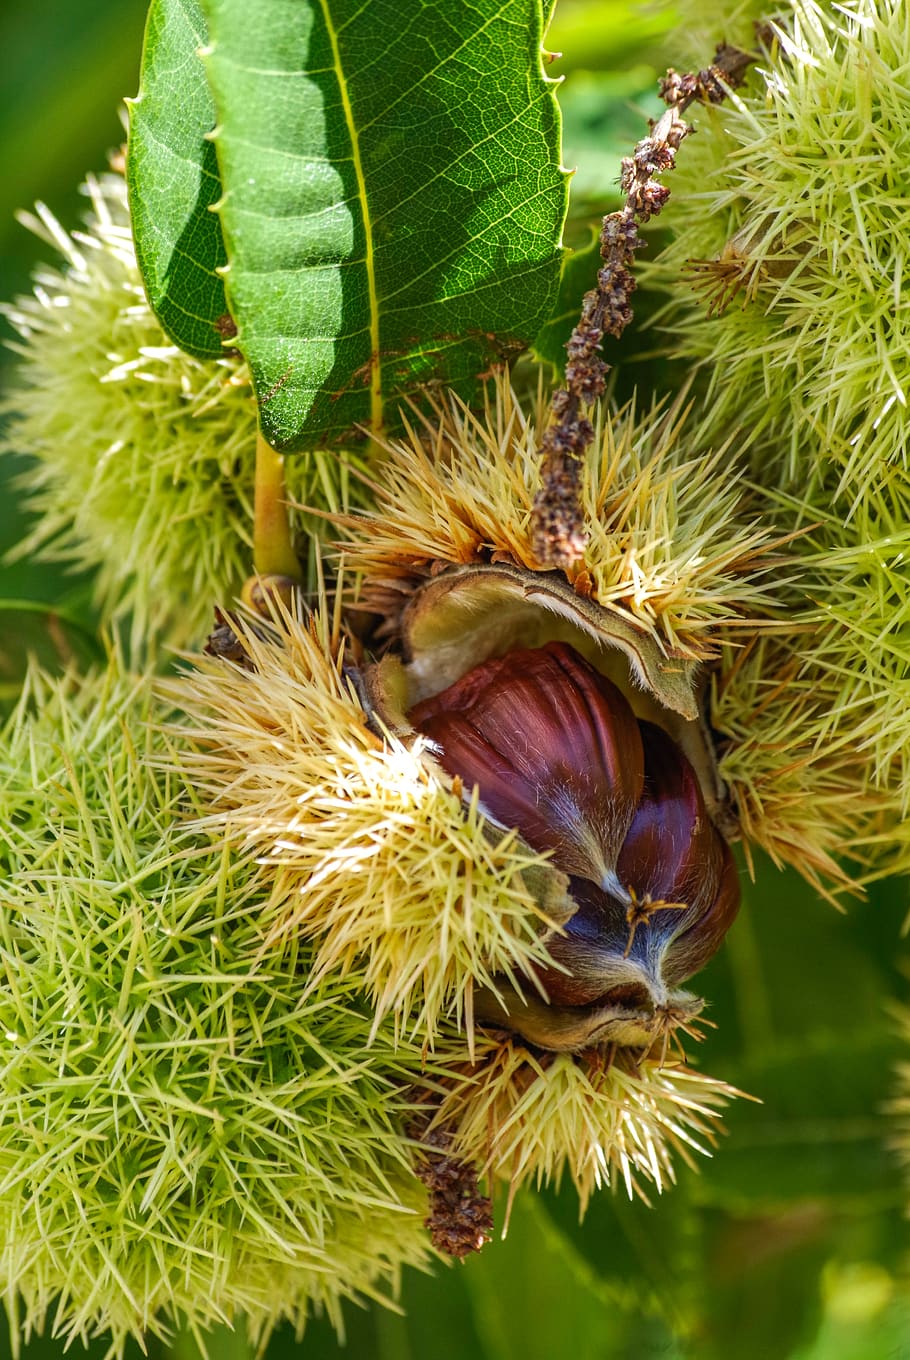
<box><xmin>254</xmin><ymin>431</ymin><xmax>302</xmax><ymax>581</ymax></box>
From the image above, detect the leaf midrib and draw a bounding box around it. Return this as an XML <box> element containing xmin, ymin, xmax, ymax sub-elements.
<box><xmin>317</xmin><ymin>0</ymin><xmax>383</xmax><ymax>434</ymax></box>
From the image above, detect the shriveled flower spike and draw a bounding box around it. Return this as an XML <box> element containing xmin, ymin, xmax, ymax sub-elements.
<box><xmin>532</xmin><ymin>37</ymin><xmax>755</xmax><ymax>567</ymax></box>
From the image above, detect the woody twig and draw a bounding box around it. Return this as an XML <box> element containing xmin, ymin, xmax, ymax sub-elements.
<box><xmin>531</xmin><ymin>43</ymin><xmax>756</xmax><ymax>569</ymax></box>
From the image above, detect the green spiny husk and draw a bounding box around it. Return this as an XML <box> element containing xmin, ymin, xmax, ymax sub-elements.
<box><xmin>0</xmin><ymin>656</ymin><xmax>437</xmax><ymax>1353</ymax></box>
<box><xmin>1</xmin><ymin>173</ymin><xmax>364</xmax><ymax>652</ymax></box>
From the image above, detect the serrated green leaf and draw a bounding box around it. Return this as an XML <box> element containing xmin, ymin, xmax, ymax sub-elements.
<box><xmin>200</xmin><ymin>0</ymin><xmax>568</xmax><ymax>449</ymax></box>
<box><xmin>538</xmin><ymin>1180</ymin><xmax>700</xmax><ymax>1333</ymax></box>
<box><xmin>697</xmin><ymin>1205</ymin><xmax>829</xmax><ymax>1360</ymax></box>
<box><xmin>461</xmin><ymin>1195</ymin><xmax>679</xmax><ymax>1360</ymax></box>
<box><xmin>792</xmin><ymin>1292</ymin><xmax>910</xmax><ymax>1360</ymax></box>
<box><xmin>0</xmin><ymin>602</ymin><xmax>102</xmax><ymax>709</ymax></box>
<box><xmin>693</xmin><ymin>1033</ymin><xmax>903</xmax><ymax>1210</ymax></box>
<box><xmin>127</xmin><ymin>0</ymin><xmax>230</xmax><ymax>358</ymax></box>
<box><xmin>532</xmin><ymin>228</ymin><xmax>600</xmax><ymax>373</ymax></box>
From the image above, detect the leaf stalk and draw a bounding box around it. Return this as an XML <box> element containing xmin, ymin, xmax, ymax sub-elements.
<box><xmin>253</xmin><ymin>431</ymin><xmax>302</xmax><ymax>581</ymax></box>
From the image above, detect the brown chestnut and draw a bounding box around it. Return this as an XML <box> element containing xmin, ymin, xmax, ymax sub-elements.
<box><xmin>411</xmin><ymin>641</ymin><xmax>739</xmax><ymax>1050</ymax></box>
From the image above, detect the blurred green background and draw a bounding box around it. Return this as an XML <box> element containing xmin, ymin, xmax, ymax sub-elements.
<box><xmin>0</xmin><ymin>1</ymin><xmax>907</xmax><ymax>1356</ymax></box>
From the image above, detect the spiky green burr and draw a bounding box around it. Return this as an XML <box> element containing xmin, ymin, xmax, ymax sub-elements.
<box><xmin>648</xmin><ymin>0</ymin><xmax>910</xmax><ymax>494</ymax></box>
<box><xmin>0</xmin><ymin>657</ymin><xmax>439</xmax><ymax>1354</ymax></box>
<box><xmin>1</xmin><ymin>172</ymin><xmax>359</xmax><ymax>650</ymax></box>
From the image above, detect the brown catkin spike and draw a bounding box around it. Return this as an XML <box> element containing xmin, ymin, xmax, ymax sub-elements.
<box><xmin>414</xmin><ymin>1127</ymin><xmax>493</xmax><ymax>1259</ymax></box>
<box><xmin>531</xmin><ymin>42</ymin><xmax>756</xmax><ymax>570</ymax></box>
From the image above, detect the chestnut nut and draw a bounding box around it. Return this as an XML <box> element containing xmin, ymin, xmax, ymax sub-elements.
<box><xmin>411</xmin><ymin>641</ymin><xmax>740</xmax><ymax>1051</ymax></box>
